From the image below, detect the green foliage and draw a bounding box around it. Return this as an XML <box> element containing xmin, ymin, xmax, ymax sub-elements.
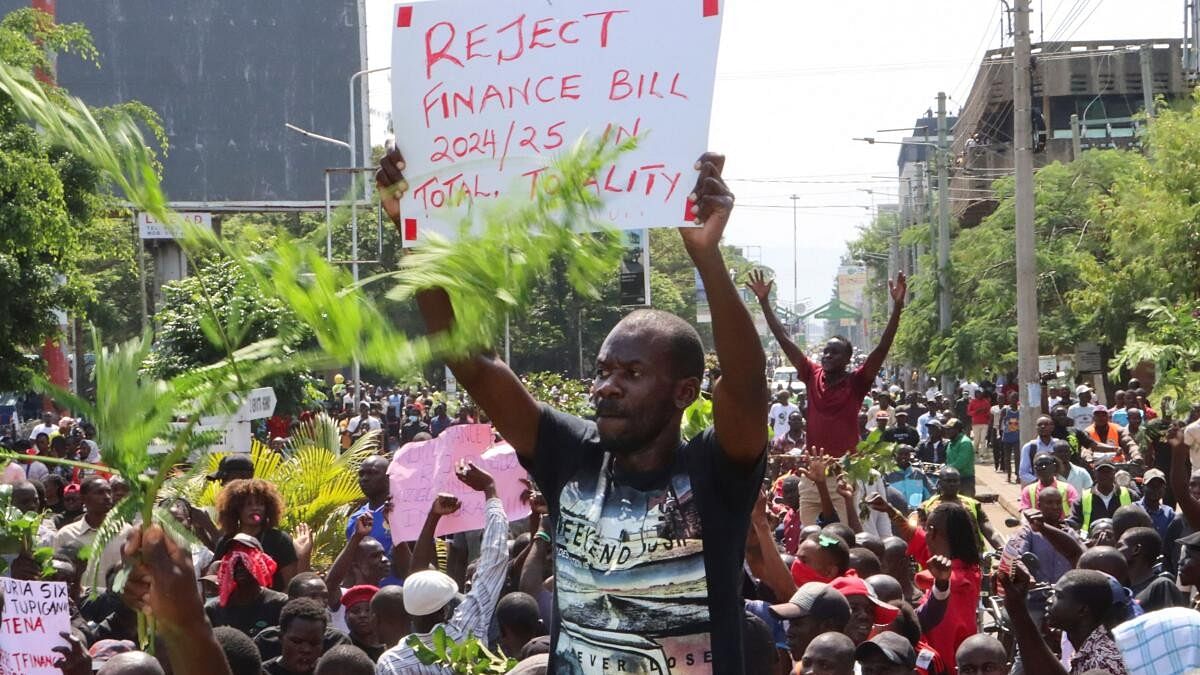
<box><xmin>843</xmin><ymin>428</ymin><xmax>896</xmax><ymax>485</ymax></box>
<box><xmin>406</xmin><ymin>627</ymin><xmax>517</xmax><ymax>674</ymax></box>
<box><xmin>520</xmin><ymin>372</ymin><xmax>592</xmax><ymax>418</ymax></box>
<box><xmin>0</xmin><ymin>483</ymin><xmax>54</xmax><ymax>577</ymax></box>
<box><xmin>1111</xmin><ymin>299</ymin><xmax>1200</xmax><ymax>410</ymax></box>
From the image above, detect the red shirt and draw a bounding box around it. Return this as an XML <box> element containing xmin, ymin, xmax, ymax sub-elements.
<box><xmin>967</xmin><ymin>397</ymin><xmax>992</xmax><ymax>425</ymax></box>
<box><xmin>796</xmin><ymin>355</ymin><xmax>874</xmax><ymax>457</ymax></box>
<box><xmin>907</xmin><ymin>528</ymin><xmax>980</xmax><ymax>673</ymax></box>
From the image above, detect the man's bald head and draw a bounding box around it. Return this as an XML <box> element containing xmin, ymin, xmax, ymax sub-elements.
<box><xmin>955</xmin><ymin>634</ymin><xmax>1007</xmax><ymax>671</ymax></box>
<box><xmin>1077</xmin><ymin>546</ymin><xmax>1129</xmax><ymax>585</ymax></box>
<box><xmin>10</xmin><ymin>480</ymin><xmax>38</xmax><ymax>512</ymax></box>
<box><xmin>97</xmin><ymin>652</ymin><xmax>165</xmax><ymax>675</ymax></box>
<box><xmin>865</xmin><ymin>574</ymin><xmax>903</xmax><ymax>604</ymax></box>
<box><xmin>802</xmin><ymin>632</ymin><xmax>857</xmax><ymax>675</ymax></box>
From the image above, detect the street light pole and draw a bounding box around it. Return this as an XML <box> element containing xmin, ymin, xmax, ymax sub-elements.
<box><xmin>1014</xmin><ymin>0</ymin><xmax>1041</xmax><ymax>442</ymax></box>
<box><xmin>790</xmin><ymin>195</ymin><xmax>799</xmax><ymax>311</ymax></box>
<box><xmin>936</xmin><ymin>91</ymin><xmax>952</xmax><ymax>395</ymax></box>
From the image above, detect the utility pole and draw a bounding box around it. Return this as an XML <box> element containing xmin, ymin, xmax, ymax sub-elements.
<box><xmin>936</xmin><ymin>91</ymin><xmax>952</xmax><ymax>395</ymax></box>
<box><xmin>1070</xmin><ymin>113</ymin><xmax>1081</xmax><ymax>159</ymax></box>
<box><xmin>1140</xmin><ymin>44</ymin><xmax>1156</xmax><ymax>119</ymax></box>
<box><xmin>791</xmin><ymin>195</ymin><xmax>799</xmax><ymax>310</ymax></box>
<box><xmin>1014</xmin><ymin>0</ymin><xmax>1040</xmax><ymax>444</ymax></box>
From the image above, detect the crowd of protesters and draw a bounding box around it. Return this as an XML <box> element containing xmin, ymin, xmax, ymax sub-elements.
<box><xmin>1</xmin><ymin>149</ymin><xmax>1199</xmax><ymax>675</ymax></box>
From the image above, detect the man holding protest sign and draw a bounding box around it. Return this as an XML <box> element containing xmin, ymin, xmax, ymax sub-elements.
<box><xmin>377</xmin><ymin>148</ymin><xmax>767</xmax><ymax>673</ymax></box>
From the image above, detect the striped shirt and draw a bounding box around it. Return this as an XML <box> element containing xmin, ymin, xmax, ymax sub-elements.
<box><xmin>375</xmin><ymin>497</ymin><xmax>509</xmax><ymax>675</ymax></box>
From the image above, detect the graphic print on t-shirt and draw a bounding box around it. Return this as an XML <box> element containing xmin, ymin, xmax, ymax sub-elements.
<box><xmin>553</xmin><ymin>453</ymin><xmax>712</xmax><ymax>674</ymax></box>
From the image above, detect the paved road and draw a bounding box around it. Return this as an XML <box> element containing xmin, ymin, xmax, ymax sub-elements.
<box><xmin>974</xmin><ymin>452</ymin><xmax>1025</xmax><ymax>542</ymax></box>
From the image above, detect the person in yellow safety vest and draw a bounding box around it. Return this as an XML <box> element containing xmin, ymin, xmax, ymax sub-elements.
<box><xmin>1018</xmin><ymin>452</ymin><xmax>1080</xmax><ymax>511</ymax></box>
<box><xmin>1068</xmin><ymin>458</ymin><xmax>1134</xmax><ymax>537</ymax></box>
<box><xmin>1081</xmin><ymin>406</ymin><xmax>1141</xmax><ymax>465</ymax></box>
<box><xmin>919</xmin><ymin>466</ymin><xmax>1005</xmax><ymax>551</ymax></box>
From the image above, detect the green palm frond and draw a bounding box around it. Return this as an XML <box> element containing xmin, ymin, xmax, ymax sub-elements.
<box><xmin>80</xmin><ymin>495</ymin><xmax>140</xmax><ymax>591</ymax></box>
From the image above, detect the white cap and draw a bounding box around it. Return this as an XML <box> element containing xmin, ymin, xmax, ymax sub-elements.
<box><xmin>403</xmin><ymin>570</ymin><xmax>460</xmax><ymax>616</ymax></box>
<box><xmin>1075</xmin><ymin>384</ymin><xmax>1093</xmax><ymax>395</ymax></box>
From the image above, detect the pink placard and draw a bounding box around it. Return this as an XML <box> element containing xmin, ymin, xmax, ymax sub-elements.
<box><xmin>387</xmin><ymin>424</ymin><xmax>532</xmax><ymax>541</ymax></box>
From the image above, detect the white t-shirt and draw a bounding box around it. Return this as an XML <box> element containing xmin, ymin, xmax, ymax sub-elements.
<box><xmin>347</xmin><ymin>415</ymin><xmax>382</xmax><ymax>435</ymax></box>
<box><xmin>960</xmin><ymin>381</ymin><xmax>980</xmax><ymax>398</ymax></box>
<box><xmin>1066</xmin><ymin>403</ymin><xmax>1095</xmax><ymax>430</ymax></box>
<box><xmin>29</xmin><ymin>423</ymin><xmax>57</xmax><ymax>439</ymax></box>
<box><xmin>768</xmin><ymin>403</ymin><xmax>799</xmax><ymax>439</ymax></box>
<box><xmin>1185</xmin><ymin>418</ymin><xmax>1200</xmax><ymax>472</ymax></box>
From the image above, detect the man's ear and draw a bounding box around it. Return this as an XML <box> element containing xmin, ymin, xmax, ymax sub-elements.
<box><xmin>675</xmin><ymin>377</ymin><xmax>701</xmax><ymax>410</ymax></box>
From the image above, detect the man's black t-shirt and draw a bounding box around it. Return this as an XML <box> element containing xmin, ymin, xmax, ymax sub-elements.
<box><xmin>255</xmin><ymin>624</ymin><xmax>351</xmax><ymax>662</ymax></box>
<box><xmin>519</xmin><ymin>404</ymin><xmax>765</xmax><ymax>674</ymax></box>
<box><xmin>204</xmin><ymin>588</ymin><xmax>288</xmax><ymax>638</ymax></box>
<box><xmin>883</xmin><ymin>425</ymin><xmax>921</xmax><ymax>447</ymax></box>
<box><xmin>262</xmin><ymin>656</ymin><xmax>306</xmax><ymax>675</ymax></box>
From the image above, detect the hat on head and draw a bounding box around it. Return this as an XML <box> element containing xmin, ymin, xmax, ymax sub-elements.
<box><xmin>1093</xmin><ymin>405</ymin><xmax>1109</xmax><ymax>414</ymax></box>
<box><xmin>894</xmin><ymin>410</ymin><xmax>909</xmax><ymax>418</ymax></box>
<box><xmin>1143</xmin><ymin>468</ymin><xmax>1166</xmax><ymax>485</ymax></box>
<box><xmin>340</xmin><ymin>584</ymin><xmax>380</xmax><ymax>609</ymax></box>
<box><xmin>875</xmin><ymin>412</ymin><xmax>891</xmax><ymax>421</ymax></box>
<box><xmin>925</xmin><ymin>419</ymin><xmax>943</xmax><ymax>429</ymax></box>
<box><xmin>1075</xmin><ymin>384</ymin><xmax>1093</xmax><ymax>395</ymax></box>
<box><xmin>207</xmin><ymin>454</ymin><xmax>254</xmax><ymax>481</ymax></box>
<box><xmin>63</xmin><ymin>483</ymin><xmax>80</xmax><ymax>496</ymax></box>
<box><xmin>854</xmin><ymin>631</ymin><xmax>916</xmax><ymax>668</ymax></box>
<box><xmin>230</xmin><ymin>533</ymin><xmax>263</xmax><ymax>551</ymax></box>
<box><xmin>1179</xmin><ymin>530</ymin><xmax>1200</xmax><ymax>550</ymax></box>
<box><xmin>403</xmin><ymin>570</ymin><xmax>460</xmax><ymax>616</ymax></box>
<box><xmin>768</xmin><ymin>582</ymin><xmax>851</xmax><ymax>624</ymax></box>
<box><xmin>830</xmin><ymin>574</ymin><xmax>900</xmax><ymax>624</ymax></box>
<box><xmin>1094</xmin><ymin>458</ymin><xmax>1117</xmax><ymax>471</ymax></box>
<box><xmin>88</xmin><ymin>638</ymin><xmax>137</xmax><ymax>664</ymax></box>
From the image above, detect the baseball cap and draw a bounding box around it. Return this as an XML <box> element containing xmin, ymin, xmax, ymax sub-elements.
<box><xmin>1075</xmin><ymin>384</ymin><xmax>1093</xmax><ymax>395</ymax></box>
<box><xmin>830</xmin><ymin>575</ymin><xmax>900</xmax><ymax>624</ymax></box>
<box><xmin>855</xmin><ymin>631</ymin><xmax>916</xmax><ymax>668</ymax></box>
<box><xmin>875</xmin><ymin>411</ymin><xmax>891</xmax><ymax>420</ymax></box>
<box><xmin>1094</xmin><ymin>458</ymin><xmax>1117</xmax><ymax>471</ymax></box>
<box><xmin>1143</xmin><ymin>468</ymin><xmax>1166</xmax><ymax>484</ymax></box>
<box><xmin>89</xmin><ymin>638</ymin><xmax>137</xmax><ymax>665</ymax></box>
<box><xmin>1093</xmin><ymin>405</ymin><xmax>1109</xmax><ymax>414</ymax></box>
<box><xmin>768</xmin><ymin>582</ymin><xmax>851</xmax><ymax>624</ymax></box>
<box><xmin>403</xmin><ymin>570</ymin><xmax>460</xmax><ymax>616</ymax></box>
<box><xmin>206</xmin><ymin>454</ymin><xmax>254</xmax><ymax>481</ymax></box>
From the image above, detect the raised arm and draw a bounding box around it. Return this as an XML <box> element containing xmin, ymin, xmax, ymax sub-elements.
<box><xmin>377</xmin><ymin>145</ymin><xmax>541</xmax><ymax>458</ymax></box>
<box><xmin>746</xmin><ymin>270</ymin><xmax>810</xmax><ymax>376</ymax></box>
<box><xmin>324</xmin><ymin>514</ymin><xmax>372</xmax><ymax>609</ymax></box>
<box><xmin>747</xmin><ymin>492</ymin><xmax>797</xmax><ymax>601</ymax></box>
<box><xmin>410</xmin><ymin>493</ymin><xmax>461</xmax><ymax>573</ymax></box>
<box><xmin>681</xmin><ymin>153</ymin><xmax>768</xmax><ymax>463</ymax></box>
<box><xmin>858</xmin><ymin>273</ymin><xmax>906</xmax><ymax>379</ymax></box>
<box><xmin>1169</xmin><ymin>427</ymin><xmax>1200</xmax><ymax>529</ymax></box>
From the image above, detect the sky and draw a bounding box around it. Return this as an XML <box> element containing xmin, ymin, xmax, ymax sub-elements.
<box><xmin>360</xmin><ymin>0</ymin><xmax>1180</xmax><ymax>310</ymax></box>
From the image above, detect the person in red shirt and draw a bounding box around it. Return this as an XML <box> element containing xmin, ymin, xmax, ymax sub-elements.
<box><xmin>748</xmin><ymin>269</ymin><xmax>907</xmax><ymax>525</ymax></box>
<box><xmin>966</xmin><ymin>390</ymin><xmax>993</xmax><ymax>458</ymax></box>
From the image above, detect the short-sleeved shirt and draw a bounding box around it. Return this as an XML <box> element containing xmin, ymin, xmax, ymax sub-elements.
<box><xmin>1000</xmin><ymin>407</ymin><xmax>1021</xmax><ymax>444</ymax></box>
<box><xmin>346</xmin><ymin>502</ymin><xmax>394</xmax><ymax>554</ymax></box>
<box><xmin>768</xmin><ymin>403</ymin><xmax>799</xmax><ymax>439</ymax></box>
<box><xmin>521</xmin><ymin>404</ymin><xmax>765</xmax><ymax>674</ymax></box>
<box><xmin>795</xmin><ymin>356</ymin><xmax>876</xmax><ymax>456</ymax></box>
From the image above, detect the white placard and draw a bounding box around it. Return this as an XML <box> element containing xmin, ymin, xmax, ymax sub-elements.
<box><xmin>0</xmin><ymin>579</ymin><xmax>71</xmax><ymax>675</ymax></box>
<box><xmin>390</xmin><ymin>0</ymin><xmax>723</xmax><ymax>244</ymax></box>
<box><xmin>235</xmin><ymin>387</ymin><xmax>277</xmax><ymax>421</ymax></box>
<box><xmin>137</xmin><ymin>212</ymin><xmax>212</xmax><ymax>240</ymax></box>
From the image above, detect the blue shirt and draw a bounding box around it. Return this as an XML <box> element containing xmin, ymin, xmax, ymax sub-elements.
<box><xmin>346</xmin><ymin>501</ymin><xmax>394</xmax><ymax>554</ymax></box>
<box><xmin>1136</xmin><ymin>498</ymin><xmax>1178</xmax><ymax>544</ymax></box>
<box><xmin>884</xmin><ymin>466</ymin><xmax>934</xmax><ymax>509</ymax></box>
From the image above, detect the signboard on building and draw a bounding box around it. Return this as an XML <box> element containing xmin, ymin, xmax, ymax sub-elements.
<box><xmin>389</xmin><ymin>0</ymin><xmax>723</xmax><ymax>244</ymax></box>
<box><xmin>138</xmin><ymin>212</ymin><xmax>213</xmax><ymax>240</ymax></box>
<box><xmin>836</xmin><ymin>265</ymin><xmax>867</xmax><ymax>328</ymax></box>
<box><xmin>1075</xmin><ymin>342</ymin><xmax>1104</xmax><ymax>374</ymax></box>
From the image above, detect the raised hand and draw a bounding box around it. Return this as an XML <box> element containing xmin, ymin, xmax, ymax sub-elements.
<box><xmin>745</xmin><ymin>269</ymin><xmax>774</xmax><ymax>302</ymax></box>
<box><xmin>1022</xmin><ymin>509</ymin><xmax>1044</xmax><ymax>534</ymax></box>
<box><xmin>926</xmin><ymin>554</ymin><xmax>952</xmax><ymax>586</ymax></box>
<box><xmin>836</xmin><ymin>476</ymin><xmax>855</xmax><ymax>502</ymax></box>
<box><xmin>374</xmin><ymin>142</ymin><xmax>408</xmax><ymax>228</ymax></box>
<box><xmin>294</xmin><ymin>522</ymin><xmax>314</xmax><ymax>558</ymax></box>
<box><xmin>678</xmin><ymin>152</ymin><xmax>733</xmax><ymax>254</ymax></box>
<box><xmin>350</xmin><ymin>514</ymin><xmax>373</xmax><ymax>540</ymax></box>
<box><xmin>998</xmin><ymin>559</ymin><xmax>1032</xmax><ymax>607</ymax></box>
<box><xmin>519</xmin><ymin>478</ymin><xmax>548</xmax><ymax>516</ymax></box>
<box><xmin>801</xmin><ymin>454</ymin><xmax>831</xmax><ymax>483</ymax></box>
<box><xmin>889</xmin><ymin>271</ymin><xmax>908</xmax><ymax>306</ymax></box>
<box><xmin>455</xmin><ymin>460</ymin><xmax>497</xmax><ymax>496</ymax></box>
<box><xmin>121</xmin><ymin>524</ymin><xmax>207</xmax><ymax>631</ymax></box>
<box><xmin>865</xmin><ymin>492</ymin><xmax>891</xmax><ymax>513</ymax></box>
<box><xmin>429</xmin><ymin>493</ymin><xmax>462</xmax><ymax>517</ymax></box>
<box><xmin>52</xmin><ymin>631</ymin><xmax>89</xmax><ymax>675</ymax></box>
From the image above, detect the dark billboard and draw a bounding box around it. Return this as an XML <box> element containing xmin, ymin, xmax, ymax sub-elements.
<box><xmin>3</xmin><ymin>1</ymin><xmax>366</xmax><ymax>205</ymax></box>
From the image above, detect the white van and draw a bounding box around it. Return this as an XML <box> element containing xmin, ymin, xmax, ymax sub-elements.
<box><xmin>770</xmin><ymin>367</ymin><xmax>806</xmax><ymax>394</ymax></box>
